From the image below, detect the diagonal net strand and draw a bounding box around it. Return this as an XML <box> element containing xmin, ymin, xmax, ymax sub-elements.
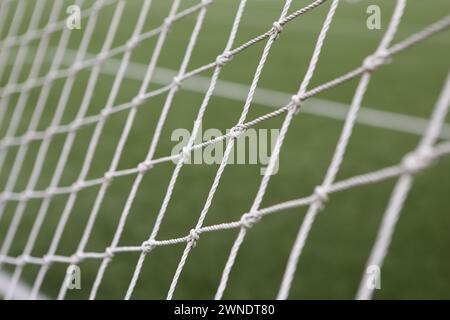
<box><xmin>0</xmin><ymin>0</ymin><xmax>66</xmax><ymax>224</ymax></box>
<box><xmin>165</xmin><ymin>0</ymin><xmax>308</xmax><ymax>300</ymax></box>
<box><xmin>0</xmin><ymin>0</ymin><xmax>86</xmax><ymax>230</ymax></box>
<box><xmin>0</xmin><ymin>0</ymin><xmax>83</xmax><ymax>273</ymax></box>
<box><xmin>0</xmin><ymin>0</ymin><xmax>67</xmax><ymax>298</ymax></box>
<box><xmin>36</xmin><ymin>0</ymin><xmax>155</xmax><ymax>300</ymax></box>
<box><xmin>124</xmin><ymin>0</ymin><xmax>248</xmax><ymax>300</ymax></box>
<box><xmin>0</xmin><ymin>0</ymin><xmax>211</xmax><ymax>100</ymax></box>
<box><xmin>0</xmin><ymin>0</ymin><xmax>14</xmax><ymax>40</ymax></box>
<box><xmin>0</xmin><ymin>0</ymin><xmax>48</xmax><ymax>148</ymax></box>
<box><xmin>0</xmin><ymin>0</ymin><xmax>27</xmax><ymax>89</ymax></box>
<box><xmin>277</xmin><ymin>0</ymin><xmax>407</xmax><ymax>300</ymax></box>
<box><xmin>0</xmin><ymin>0</ymin><xmax>65</xmax><ymax>226</ymax></box>
<box><xmin>5</xmin><ymin>0</ymin><xmax>108</xmax><ymax>300</ymax></box>
<box><xmin>0</xmin><ymin>0</ymin><xmax>325</xmax><ymax>100</ymax></box>
<box><xmin>356</xmin><ymin>68</ymin><xmax>450</xmax><ymax>300</ymax></box>
<box><xmin>89</xmin><ymin>0</ymin><xmax>212</xmax><ymax>300</ymax></box>
<box><xmin>53</xmin><ymin>0</ymin><xmax>146</xmax><ymax>300</ymax></box>
<box><xmin>63</xmin><ymin>0</ymin><xmax>184</xmax><ymax>300</ymax></box>
<box><xmin>2</xmin><ymin>0</ymin><xmax>127</xmax><ymax>300</ymax></box>
<box><xmin>215</xmin><ymin>0</ymin><xmax>340</xmax><ymax>300</ymax></box>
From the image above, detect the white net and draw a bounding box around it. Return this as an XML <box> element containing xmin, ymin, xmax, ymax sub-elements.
<box><xmin>0</xmin><ymin>0</ymin><xmax>449</xmax><ymax>300</ymax></box>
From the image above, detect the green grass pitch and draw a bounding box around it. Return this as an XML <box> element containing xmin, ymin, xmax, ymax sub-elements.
<box><xmin>0</xmin><ymin>0</ymin><xmax>449</xmax><ymax>299</ymax></box>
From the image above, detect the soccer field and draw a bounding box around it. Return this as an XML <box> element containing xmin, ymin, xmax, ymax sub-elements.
<box><xmin>0</xmin><ymin>0</ymin><xmax>449</xmax><ymax>300</ymax></box>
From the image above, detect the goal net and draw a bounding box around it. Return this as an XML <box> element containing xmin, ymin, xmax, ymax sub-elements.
<box><xmin>0</xmin><ymin>0</ymin><xmax>449</xmax><ymax>300</ymax></box>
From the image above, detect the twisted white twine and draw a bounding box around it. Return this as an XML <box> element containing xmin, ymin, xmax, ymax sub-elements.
<box><xmin>0</xmin><ymin>0</ymin><xmax>448</xmax><ymax>300</ymax></box>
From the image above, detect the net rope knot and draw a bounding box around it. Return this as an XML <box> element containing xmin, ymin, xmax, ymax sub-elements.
<box><xmin>132</xmin><ymin>94</ymin><xmax>145</xmax><ymax>108</ymax></box>
<box><xmin>45</xmin><ymin>126</ymin><xmax>58</xmax><ymax>138</ymax></box>
<box><xmin>173</xmin><ymin>76</ymin><xmax>182</xmax><ymax>89</ymax></box>
<box><xmin>70</xmin><ymin>118</ymin><xmax>83</xmax><ymax>131</ymax></box>
<box><xmin>100</xmin><ymin>107</ymin><xmax>110</xmax><ymax>119</ymax></box>
<box><xmin>70</xmin><ymin>253</ymin><xmax>82</xmax><ymax>265</ymax></box>
<box><xmin>43</xmin><ymin>24</ymin><xmax>54</xmax><ymax>37</ymax></box>
<box><xmin>43</xmin><ymin>254</ymin><xmax>53</xmax><ymax>266</ymax></box>
<box><xmin>103</xmin><ymin>171</ymin><xmax>114</xmax><ymax>184</ymax></box>
<box><xmin>363</xmin><ymin>49</ymin><xmax>392</xmax><ymax>72</ymax></box>
<box><xmin>402</xmin><ymin>146</ymin><xmax>435</xmax><ymax>175</ymax></box>
<box><xmin>24</xmin><ymin>79</ymin><xmax>37</xmax><ymax>92</ymax></box>
<box><xmin>189</xmin><ymin>229</ymin><xmax>200</xmax><ymax>247</ymax></box>
<box><xmin>72</xmin><ymin>181</ymin><xmax>85</xmax><ymax>192</ymax></box>
<box><xmin>24</xmin><ymin>131</ymin><xmax>38</xmax><ymax>144</ymax></box>
<box><xmin>141</xmin><ymin>240</ymin><xmax>156</xmax><ymax>254</ymax></box>
<box><xmin>126</xmin><ymin>36</ymin><xmax>139</xmax><ymax>51</ymax></box>
<box><xmin>290</xmin><ymin>94</ymin><xmax>304</xmax><ymax>114</ymax></box>
<box><xmin>230</xmin><ymin>124</ymin><xmax>246</xmax><ymax>139</ymax></box>
<box><xmin>69</xmin><ymin>62</ymin><xmax>83</xmax><ymax>76</ymax></box>
<box><xmin>271</xmin><ymin>21</ymin><xmax>283</xmax><ymax>39</ymax></box>
<box><xmin>138</xmin><ymin>161</ymin><xmax>153</xmax><ymax>174</ymax></box>
<box><xmin>16</xmin><ymin>257</ymin><xmax>25</xmax><ymax>267</ymax></box>
<box><xmin>105</xmin><ymin>247</ymin><xmax>115</xmax><ymax>259</ymax></box>
<box><xmin>216</xmin><ymin>52</ymin><xmax>233</xmax><ymax>67</ymax></box>
<box><xmin>180</xmin><ymin>146</ymin><xmax>191</xmax><ymax>163</ymax></box>
<box><xmin>240</xmin><ymin>212</ymin><xmax>261</xmax><ymax>229</ymax></box>
<box><xmin>16</xmin><ymin>255</ymin><xmax>28</xmax><ymax>267</ymax></box>
<box><xmin>20</xmin><ymin>190</ymin><xmax>33</xmax><ymax>202</ymax></box>
<box><xmin>46</xmin><ymin>70</ymin><xmax>58</xmax><ymax>84</ymax></box>
<box><xmin>96</xmin><ymin>51</ymin><xmax>109</xmax><ymax>64</ymax></box>
<box><xmin>45</xmin><ymin>186</ymin><xmax>57</xmax><ymax>198</ymax></box>
<box><xmin>163</xmin><ymin>17</ymin><xmax>174</xmax><ymax>29</ymax></box>
<box><xmin>23</xmin><ymin>30</ymin><xmax>38</xmax><ymax>44</ymax></box>
<box><xmin>314</xmin><ymin>185</ymin><xmax>329</xmax><ymax>209</ymax></box>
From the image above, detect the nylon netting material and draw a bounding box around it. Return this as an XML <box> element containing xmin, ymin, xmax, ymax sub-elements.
<box><xmin>0</xmin><ymin>0</ymin><xmax>449</xmax><ymax>300</ymax></box>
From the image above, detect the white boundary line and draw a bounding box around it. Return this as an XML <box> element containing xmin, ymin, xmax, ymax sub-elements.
<box><xmin>103</xmin><ymin>56</ymin><xmax>450</xmax><ymax>140</ymax></box>
<box><xmin>65</xmin><ymin>48</ymin><xmax>450</xmax><ymax>140</ymax></box>
<box><xmin>2</xmin><ymin>46</ymin><xmax>450</xmax><ymax>139</ymax></box>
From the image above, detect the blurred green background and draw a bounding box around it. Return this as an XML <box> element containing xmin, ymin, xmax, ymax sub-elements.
<box><xmin>0</xmin><ymin>0</ymin><xmax>449</xmax><ymax>299</ymax></box>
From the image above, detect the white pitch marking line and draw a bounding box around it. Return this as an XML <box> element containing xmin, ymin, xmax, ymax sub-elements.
<box><xmin>3</xmin><ymin>46</ymin><xmax>450</xmax><ymax>139</ymax></box>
